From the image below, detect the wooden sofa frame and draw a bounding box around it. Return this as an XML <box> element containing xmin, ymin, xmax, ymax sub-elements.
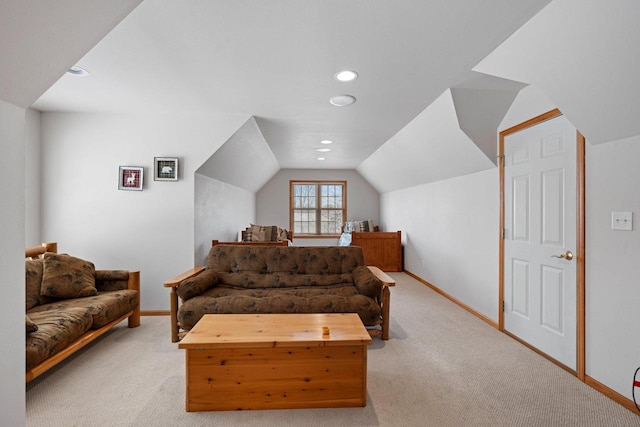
<box><xmin>25</xmin><ymin>242</ymin><xmax>141</xmax><ymax>382</ymax></box>
<box><xmin>164</xmin><ymin>243</ymin><xmax>395</xmax><ymax>342</ymax></box>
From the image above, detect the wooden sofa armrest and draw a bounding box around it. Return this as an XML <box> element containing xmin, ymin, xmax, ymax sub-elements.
<box><xmin>164</xmin><ymin>266</ymin><xmax>205</xmax><ymax>342</ymax></box>
<box><xmin>367</xmin><ymin>266</ymin><xmax>395</xmax><ymax>340</ymax></box>
<box><xmin>128</xmin><ymin>271</ymin><xmax>141</xmax><ymax>328</ymax></box>
<box><xmin>25</xmin><ymin>242</ymin><xmax>57</xmax><ymax>259</ymax></box>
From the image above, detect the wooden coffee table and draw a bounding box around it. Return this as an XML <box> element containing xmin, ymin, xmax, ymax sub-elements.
<box><xmin>178</xmin><ymin>313</ymin><xmax>372</xmax><ymax>411</ymax></box>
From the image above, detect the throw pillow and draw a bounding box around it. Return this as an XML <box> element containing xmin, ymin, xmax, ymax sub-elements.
<box><xmin>248</xmin><ymin>224</ymin><xmax>278</xmax><ymax>242</ymax></box>
<box><xmin>41</xmin><ymin>253</ymin><xmax>98</xmax><ymax>298</ymax></box>
<box><xmin>26</xmin><ymin>315</ymin><xmax>38</xmax><ymax>334</ymax></box>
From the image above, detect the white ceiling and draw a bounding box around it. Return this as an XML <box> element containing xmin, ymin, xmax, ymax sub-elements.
<box><xmin>0</xmin><ymin>0</ymin><xmax>141</xmax><ymax>109</ymax></box>
<box><xmin>474</xmin><ymin>0</ymin><xmax>640</xmax><ymax>145</ymax></box>
<box><xmin>31</xmin><ymin>0</ymin><xmax>552</xmax><ymax>171</ymax></box>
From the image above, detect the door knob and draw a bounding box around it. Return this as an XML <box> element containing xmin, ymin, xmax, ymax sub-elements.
<box><xmin>552</xmin><ymin>250</ymin><xmax>574</xmax><ymax>261</ymax></box>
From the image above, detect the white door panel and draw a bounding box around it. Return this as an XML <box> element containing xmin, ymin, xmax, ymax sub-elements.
<box><xmin>503</xmin><ymin>114</ymin><xmax>577</xmax><ymax>370</ymax></box>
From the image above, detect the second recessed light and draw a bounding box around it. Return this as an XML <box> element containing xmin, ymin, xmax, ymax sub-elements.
<box><xmin>329</xmin><ymin>95</ymin><xmax>356</xmax><ymax>107</ymax></box>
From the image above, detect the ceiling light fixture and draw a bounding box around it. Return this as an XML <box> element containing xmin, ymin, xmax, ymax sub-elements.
<box><xmin>317</xmin><ymin>157</ymin><xmax>326</xmax><ymax>161</ymax></box>
<box><xmin>67</xmin><ymin>66</ymin><xmax>89</xmax><ymax>76</ymax></box>
<box><xmin>329</xmin><ymin>95</ymin><xmax>356</xmax><ymax>107</ymax></box>
<box><xmin>334</xmin><ymin>70</ymin><xmax>358</xmax><ymax>82</ymax></box>
<box><xmin>320</xmin><ymin>139</ymin><xmax>333</xmax><ymax>145</ymax></box>
<box><xmin>316</xmin><ymin>148</ymin><xmax>331</xmax><ymax>152</ymax></box>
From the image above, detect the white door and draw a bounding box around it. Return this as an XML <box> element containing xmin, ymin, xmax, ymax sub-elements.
<box><xmin>503</xmin><ymin>114</ymin><xmax>577</xmax><ymax>370</ymax></box>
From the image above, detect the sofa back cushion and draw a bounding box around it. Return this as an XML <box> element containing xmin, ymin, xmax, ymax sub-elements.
<box><xmin>208</xmin><ymin>245</ymin><xmax>365</xmax><ymax>277</ymax></box>
<box><xmin>41</xmin><ymin>253</ymin><xmax>98</xmax><ymax>298</ymax></box>
<box><xmin>217</xmin><ymin>272</ymin><xmax>355</xmax><ymax>289</ymax></box>
<box><xmin>26</xmin><ymin>259</ymin><xmax>55</xmax><ymax>310</ymax></box>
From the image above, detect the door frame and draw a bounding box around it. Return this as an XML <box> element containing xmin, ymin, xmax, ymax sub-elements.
<box><xmin>498</xmin><ymin>108</ymin><xmax>586</xmax><ymax>380</ymax></box>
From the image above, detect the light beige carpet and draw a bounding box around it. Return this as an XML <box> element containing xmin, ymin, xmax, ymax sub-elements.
<box><xmin>26</xmin><ymin>273</ymin><xmax>640</xmax><ymax>426</ymax></box>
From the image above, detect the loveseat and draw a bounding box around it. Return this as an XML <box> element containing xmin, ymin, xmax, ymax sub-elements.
<box><xmin>165</xmin><ymin>245</ymin><xmax>394</xmax><ymax>342</ymax></box>
<box><xmin>25</xmin><ymin>243</ymin><xmax>140</xmax><ymax>382</ymax></box>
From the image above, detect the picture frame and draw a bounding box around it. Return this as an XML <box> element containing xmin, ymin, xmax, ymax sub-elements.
<box><xmin>118</xmin><ymin>166</ymin><xmax>144</xmax><ymax>191</ymax></box>
<box><xmin>154</xmin><ymin>157</ymin><xmax>179</xmax><ymax>181</ymax></box>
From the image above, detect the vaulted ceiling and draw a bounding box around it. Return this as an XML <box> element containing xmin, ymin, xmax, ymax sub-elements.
<box><xmin>4</xmin><ymin>1</ymin><xmax>640</xmax><ymax>194</ymax></box>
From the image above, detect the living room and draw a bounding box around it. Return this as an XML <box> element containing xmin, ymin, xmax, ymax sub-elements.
<box><xmin>3</xmin><ymin>1</ymin><xmax>640</xmax><ymax>425</ymax></box>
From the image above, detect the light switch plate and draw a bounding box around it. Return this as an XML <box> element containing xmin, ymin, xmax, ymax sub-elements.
<box><xmin>611</xmin><ymin>211</ymin><xmax>633</xmax><ymax>231</ymax></box>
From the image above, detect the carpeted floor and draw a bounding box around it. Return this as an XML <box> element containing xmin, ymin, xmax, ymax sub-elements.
<box><xmin>26</xmin><ymin>273</ymin><xmax>640</xmax><ymax>426</ymax></box>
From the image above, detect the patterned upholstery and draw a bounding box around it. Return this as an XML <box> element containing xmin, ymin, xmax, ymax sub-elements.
<box><xmin>177</xmin><ymin>245</ymin><xmax>382</xmax><ymax>331</ymax></box>
<box><xmin>25</xmin><ymin>257</ymin><xmax>139</xmax><ymax>374</ymax></box>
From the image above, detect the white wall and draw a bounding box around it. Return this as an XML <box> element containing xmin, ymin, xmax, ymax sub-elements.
<box><xmin>0</xmin><ymin>100</ymin><xmax>26</xmax><ymax>426</ymax></box>
<box><xmin>257</xmin><ymin>169</ymin><xmax>380</xmax><ymax>246</ymax></box>
<box><xmin>585</xmin><ymin>137</ymin><xmax>640</xmax><ymax>398</ymax></box>
<box><xmin>381</xmin><ymin>84</ymin><xmax>640</xmax><ymax>401</ymax></box>
<box><xmin>39</xmin><ymin>112</ymin><xmax>248</xmax><ymax>311</ymax></box>
<box><xmin>380</xmin><ymin>168</ymin><xmax>499</xmax><ymax>321</ymax></box>
<box><xmin>25</xmin><ymin>108</ymin><xmax>41</xmax><ymax>245</ymax></box>
<box><xmin>194</xmin><ymin>174</ymin><xmax>255</xmax><ymax>265</ymax></box>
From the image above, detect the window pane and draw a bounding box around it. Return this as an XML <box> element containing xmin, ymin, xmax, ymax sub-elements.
<box><xmin>320</xmin><ymin>184</ymin><xmax>343</xmax><ymax>208</ymax></box>
<box><xmin>294</xmin><ymin>209</ymin><xmax>316</xmax><ymax>234</ymax></box>
<box><xmin>320</xmin><ymin>209</ymin><xmax>343</xmax><ymax>234</ymax></box>
<box><xmin>294</xmin><ymin>184</ymin><xmax>316</xmax><ymax>208</ymax></box>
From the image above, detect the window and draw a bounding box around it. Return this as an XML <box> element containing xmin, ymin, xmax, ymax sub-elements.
<box><xmin>290</xmin><ymin>181</ymin><xmax>346</xmax><ymax>236</ymax></box>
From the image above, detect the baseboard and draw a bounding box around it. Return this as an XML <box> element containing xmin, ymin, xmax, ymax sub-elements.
<box><xmin>404</xmin><ymin>270</ymin><xmax>498</xmax><ymax>329</ymax></box>
<box><xmin>402</xmin><ymin>270</ymin><xmax>639</xmax><ymax>416</ymax></box>
<box><xmin>585</xmin><ymin>375</ymin><xmax>640</xmax><ymax>415</ymax></box>
<box><xmin>141</xmin><ymin>310</ymin><xmax>169</xmax><ymax>316</ymax></box>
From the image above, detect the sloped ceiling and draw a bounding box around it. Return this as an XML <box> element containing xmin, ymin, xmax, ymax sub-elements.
<box><xmin>0</xmin><ymin>0</ymin><xmax>141</xmax><ymax>108</ymax></box>
<box><xmin>451</xmin><ymin>72</ymin><xmax>526</xmax><ymax>164</ymax></box>
<box><xmin>196</xmin><ymin>117</ymin><xmax>280</xmax><ymax>193</ymax></box>
<box><xmin>474</xmin><ymin>0</ymin><xmax>640</xmax><ymax>145</ymax></box>
<box><xmin>357</xmin><ymin>89</ymin><xmax>496</xmax><ymax>194</ymax></box>
<box><xmin>31</xmin><ymin>0</ymin><xmax>552</xmax><ymax>175</ymax></box>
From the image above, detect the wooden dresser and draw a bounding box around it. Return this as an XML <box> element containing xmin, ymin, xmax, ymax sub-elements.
<box><xmin>351</xmin><ymin>230</ymin><xmax>402</xmax><ymax>272</ymax></box>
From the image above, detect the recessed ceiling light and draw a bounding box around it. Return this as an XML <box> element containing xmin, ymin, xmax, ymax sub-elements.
<box><xmin>329</xmin><ymin>95</ymin><xmax>356</xmax><ymax>107</ymax></box>
<box><xmin>67</xmin><ymin>66</ymin><xmax>89</xmax><ymax>76</ymax></box>
<box><xmin>317</xmin><ymin>157</ymin><xmax>326</xmax><ymax>161</ymax></box>
<box><xmin>320</xmin><ymin>139</ymin><xmax>333</xmax><ymax>145</ymax></box>
<box><xmin>334</xmin><ymin>70</ymin><xmax>358</xmax><ymax>82</ymax></box>
<box><xmin>316</xmin><ymin>148</ymin><xmax>331</xmax><ymax>152</ymax></box>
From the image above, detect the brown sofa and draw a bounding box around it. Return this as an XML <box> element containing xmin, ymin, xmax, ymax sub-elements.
<box><xmin>25</xmin><ymin>243</ymin><xmax>140</xmax><ymax>382</ymax></box>
<box><xmin>165</xmin><ymin>245</ymin><xmax>394</xmax><ymax>342</ymax></box>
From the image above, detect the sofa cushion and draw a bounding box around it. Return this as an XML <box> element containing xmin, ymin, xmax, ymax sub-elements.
<box><xmin>25</xmin><ymin>315</ymin><xmax>38</xmax><ymax>334</ymax></box>
<box><xmin>26</xmin><ymin>258</ymin><xmax>54</xmax><ymax>310</ymax></box>
<box><xmin>41</xmin><ymin>253</ymin><xmax>98</xmax><ymax>298</ymax></box>
<box><xmin>28</xmin><ymin>290</ymin><xmax>138</xmax><ymax>329</ymax></box>
<box><xmin>95</xmin><ymin>270</ymin><xmax>130</xmax><ymax>292</ymax></box>
<box><xmin>177</xmin><ymin>269</ymin><xmax>219</xmax><ymax>301</ymax></box>
<box><xmin>208</xmin><ymin>246</ymin><xmax>366</xmax><ymax>275</ymax></box>
<box><xmin>178</xmin><ymin>285</ymin><xmax>381</xmax><ymax>330</ymax></box>
<box><xmin>218</xmin><ymin>272</ymin><xmax>354</xmax><ymax>289</ymax></box>
<box><xmin>352</xmin><ymin>266</ymin><xmax>382</xmax><ymax>298</ymax></box>
<box><xmin>26</xmin><ymin>307</ymin><xmax>93</xmax><ymax>371</ymax></box>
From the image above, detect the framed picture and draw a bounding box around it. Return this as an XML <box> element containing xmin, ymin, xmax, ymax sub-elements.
<box><xmin>154</xmin><ymin>157</ymin><xmax>178</xmax><ymax>181</ymax></box>
<box><xmin>118</xmin><ymin>166</ymin><xmax>144</xmax><ymax>191</ymax></box>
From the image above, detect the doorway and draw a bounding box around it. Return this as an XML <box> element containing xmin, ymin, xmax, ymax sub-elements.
<box><xmin>499</xmin><ymin>109</ymin><xmax>585</xmax><ymax>378</ymax></box>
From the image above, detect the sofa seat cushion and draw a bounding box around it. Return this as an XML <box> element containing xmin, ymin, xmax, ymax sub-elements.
<box><xmin>178</xmin><ymin>285</ymin><xmax>381</xmax><ymax>331</ymax></box>
<box><xmin>28</xmin><ymin>290</ymin><xmax>138</xmax><ymax>329</ymax></box>
<box><xmin>26</xmin><ymin>307</ymin><xmax>93</xmax><ymax>371</ymax></box>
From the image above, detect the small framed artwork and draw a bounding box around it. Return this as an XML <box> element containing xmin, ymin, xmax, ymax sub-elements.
<box><xmin>154</xmin><ymin>157</ymin><xmax>179</xmax><ymax>181</ymax></box>
<box><xmin>118</xmin><ymin>166</ymin><xmax>144</xmax><ymax>191</ymax></box>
